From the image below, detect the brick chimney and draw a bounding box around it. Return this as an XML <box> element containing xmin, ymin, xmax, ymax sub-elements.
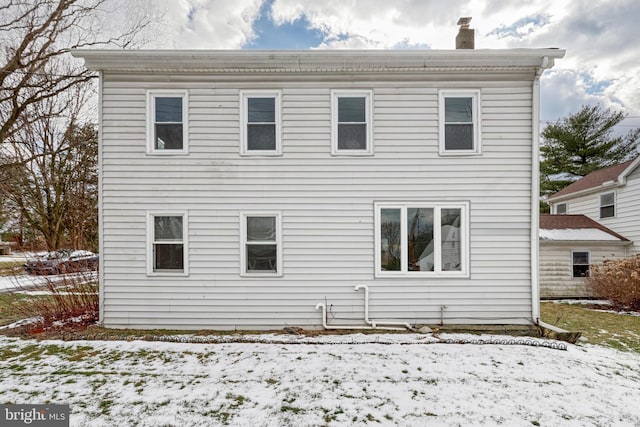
<box><xmin>456</xmin><ymin>17</ymin><xmax>474</xmax><ymax>49</ymax></box>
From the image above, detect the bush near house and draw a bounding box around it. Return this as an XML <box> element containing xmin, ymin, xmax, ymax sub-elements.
<box><xmin>588</xmin><ymin>255</ymin><xmax>640</xmax><ymax>311</ymax></box>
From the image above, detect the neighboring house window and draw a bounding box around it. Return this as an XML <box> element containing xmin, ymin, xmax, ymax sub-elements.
<box><xmin>439</xmin><ymin>90</ymin><xmax>481</xmax><ymax>155</ymax></box>
<box><xmin>148</xmin><ymin>212</ymin><xmax>188</xmax><ymax>275</ymax></box>
<box><xmin>240</xmin><ymin>91</ymin><xmax>282</xmax><ymax>155</ymax></box>
<box><xmin>241</xmin><ymin>212</ymin><xmax>282</xmax><ymax>276</ymax></box>
<box><xmin>331</xmin><ymin>90</ymin><xmax>373</xmax><ymax>155</ymax></box>
<box><xmin>600</xmin><ymin>192</ymin><xmax>615</xmax><ymax>218</ymax></box>
<box><xmin>572</xmin><ymin>251</ymin><xmax>590</xmax><ymax>278</ymax></box>
<box><xmin>555</xmin><ymin>203</ymin><xmax>567</xmax><ymax>215</ymax></box>
<box><xmin>147</xmin><ymin>90</ymin><xmax>188</xmax><ymax>154</ymax></box>
<box><xmin>375</xmin><ymin>202</ymin><xmax>469</xmax><ymax>277</ymax></box>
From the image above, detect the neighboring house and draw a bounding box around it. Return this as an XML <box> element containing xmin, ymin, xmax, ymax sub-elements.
<box><xmin>539</xmin><ymin>214</ymin><xmax>630</xmax><ymax>298</ymax></box>
<box><xmin>72</xmin><ymin>46</ymin><xmax>563</xmax><ymax>330</ymax></box>
<box><xmin>546</xmin><ymin>157</ymin><xmax>640</xmax><ymax>255</ymax></box>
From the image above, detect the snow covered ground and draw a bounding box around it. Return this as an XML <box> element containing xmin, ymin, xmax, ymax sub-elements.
<box><xmin>1</xmin><ymin>333</ymin><xmax>639</xmax><ymax>426</ymax></box>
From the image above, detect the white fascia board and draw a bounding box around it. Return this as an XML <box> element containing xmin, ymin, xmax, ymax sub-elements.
<box><xmin>70</xmin><ymin>49</ymin><xmax>565</xmax><ymax>73</ymax></box>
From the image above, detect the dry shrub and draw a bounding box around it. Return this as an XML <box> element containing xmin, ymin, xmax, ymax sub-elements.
<box><xmin>14</xmin><ymin>271</ymin><xmax>98</xmax><ymax>330</ymax></box>
<box><xmin>587</xmin><ymin>255</ymin><xmax>640</xmax><ymax>311</ymax></box>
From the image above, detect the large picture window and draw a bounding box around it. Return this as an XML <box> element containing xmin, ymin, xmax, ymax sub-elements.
<box><xmin>241</xmin><ymin>212</ymin><xmax>282</xmax><ymax>276</ymax></box>
<box><xmin>240</xmin><ymin>91</ymin><xmax>281</xmax><ymax>155</ymax></box>
<box><xmin>376</xmin><ymin>202</ymin><xmax>469</xmax><ymax>277</ymax></box>
<box><xmin>331</xmin><ymin>90</ymin><xmax>373</xmax><ymax>155</ymax></box>
<box><xmin>147</xmin><ymin>90</ymin><xmax>188</xmax><ymax>155</ymax></box>
<box><xmin>147</xmin><ymin>212</ymin><xmax>187</xmax><ymax>275</ymax></box>
<box><xmin>439</xmin><ymin>90</ymin><xmax>481</xmax><ymax>155</ymax></box>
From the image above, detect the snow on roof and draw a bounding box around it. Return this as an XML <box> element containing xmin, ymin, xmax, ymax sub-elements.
<box><xmin>540</xmin><ymin>228</ymin><xmax>623</xmax><ymax>241</ymax></box>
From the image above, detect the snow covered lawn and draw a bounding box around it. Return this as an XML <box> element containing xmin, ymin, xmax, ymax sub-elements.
<box><xmin>1</xmin><ymin>334</ymin><xmax>639</xmax><ymax>426</ymax></box>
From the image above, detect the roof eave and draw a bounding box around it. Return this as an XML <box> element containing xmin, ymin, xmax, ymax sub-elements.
<box><xmin>70</xmin><ymin>48</ymin><xmax>566</xmax><ymax>73</ymax></box>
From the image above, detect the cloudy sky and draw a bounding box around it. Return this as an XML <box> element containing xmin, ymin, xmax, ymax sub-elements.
<box><xmin>138</xmin><ymin>0</ymin><xmax>639</xmax><ymax>128</ymax></box>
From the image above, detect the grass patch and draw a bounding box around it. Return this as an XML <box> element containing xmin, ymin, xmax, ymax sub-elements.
<box><xmin>0</xmin><ymin>293</ymin><xmax>34</xmax><ymax>327</ymax></box>
<box><xmin>541</xmin><ymin>302</ymin><xmax>640</xmax><ymax>352</ymax></box>
<box><xmin>0</xmin><ymin>261</ymin><xmax>24</xmax><ymax>277</ymax></box>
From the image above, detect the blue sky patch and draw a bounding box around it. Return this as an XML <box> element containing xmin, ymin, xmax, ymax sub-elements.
<box><xmin>244</xmin><ymin>0</ymin><xmax>325</xmax><ymax>49</ymax></box>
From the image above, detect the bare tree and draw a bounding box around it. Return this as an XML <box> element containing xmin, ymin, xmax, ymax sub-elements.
<box><xmin>1</xmin><ymin>83</ymin><xmax>97</xmax><ymax>251</ymax></box>
<box><xmin>0</xmin><ymin>0</ymin><xmax>153</xmax><ymax>146</ymax></box>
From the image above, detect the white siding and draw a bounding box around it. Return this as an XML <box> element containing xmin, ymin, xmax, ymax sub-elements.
<box><xmin>100</xmin><ymin>74</ymin><xmax>536</xmax><ymax>329</ymax></box>
<box><xmin>539</xmin><ymin>243</ymin><xmax>628</xmax><ymax>298</ymax></box>
<box><xmin>564</xmin><ymin>168</ymin><xmax>640</xmax><ymax>254</ymax></box>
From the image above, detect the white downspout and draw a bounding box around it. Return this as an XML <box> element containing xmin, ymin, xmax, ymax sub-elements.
<box><xmin>531</xmin><ymin>57</ymin><xmax>547</xmax><ymax>325</ymax></box>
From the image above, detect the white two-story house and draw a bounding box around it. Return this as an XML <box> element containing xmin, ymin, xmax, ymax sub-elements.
<box><xmin>541</xmin><ymin>157</ymin><xmax>640</xmax><ymax>297</ymax></box>
<box><xmin>72</xmin><ymin>47</ymin><xmax>563</xmax><ymax>330</ymax></box>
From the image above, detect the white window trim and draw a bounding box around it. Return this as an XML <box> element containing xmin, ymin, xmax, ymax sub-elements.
<box><xmin>555</xmin><ymin>202</ymin><xmax>567</xmax><ymax>215</ymax></box>
<box><xmin>571</xmin><ymin>250</ymin><xmax>590</xmax><ymax>279</ymax></box>
<box><xmin>146</xmin><ymin>211</ymin><xmax>189</xmax><ymax>276</ymax></box>
<box><xmin>374</xmin><ymin>201</ymin><xmax>469</xmax><ymax>278</ymax></box>
<box><xmin>331</xmin><ymin>89</ymin><xmax>374</xmax><ymax>156</ymax></box>
<box><xmin>239</xmin><ymin>90</ymin><xmax>282</xmax><ymax>156</ymax></box>
<box><xmin>146</xmin><ymin>89</ymin><xmax>189</xmax><ymax>155</ymax></box>
<box><xmin>599</xmin><ymin>191</ymin><xmax>616</xmax><ymax>219</ymax></box>
<box><xmin>438</xmin><ymin>89</ymin><xmax>481</xmax><ymax>156</ymax></box>
<box><xmin>240</xmin><ymin>212</ymin><xmax>283</xmax><ymax>277</ymax></box>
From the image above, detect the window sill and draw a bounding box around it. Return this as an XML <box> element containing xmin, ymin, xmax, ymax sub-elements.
<box><xmin>331</xmin><ymin>151</ymin><xmax>374</xmax><ymax>157</ymax></box>
<box><xmin>240</xmin><ymin>272</ymin><xmax>283</xmax><ymax>278</ymax></box>
<box><xmin>438</xmin><ymin>150</ymin><xmax>482</xmax><ymax>157</ymax></box>
<box><xmin>146</xmin><ymin>151</ymin><xmax>189</xmax><ymax>156</ymax></box>
<box><xmin>147</xmin><ymin>271</ymin><xmax>189</xmax><ymax>277</ymax></box>
<box><xmin>239</xmin><ymin>151</ymin><xmax>283</xmax><ymax>157</ymax></box>
<box><xmin>375</xmin><ymin>271</ymin><xmax>469</xmax><ymax>279</ymax></box>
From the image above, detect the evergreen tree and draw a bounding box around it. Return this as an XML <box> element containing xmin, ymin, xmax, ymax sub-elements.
<box><xmin>540</xmin><ymin>104</ymin><xmax>640</xmax><ymax>199</ymax></box>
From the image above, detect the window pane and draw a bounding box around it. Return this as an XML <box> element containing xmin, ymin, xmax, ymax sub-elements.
<box><xmin>155</xmin><ymin>124</ymin><xmax>183</xmax><ymax>150</ymax></box>
<box><xmin>247</xmin><ymin>124</ymin><xmax>276</xmax><ymax>150</ymax></box>
<box><xmin>601</xmin><ymin>193</ymin><xmax>614</xmax><ymax>206</ymax></box>
<box><xmin>380</xmin><ymin>209</ymin><xmax>401</xmax><ymax>271</ymax></box>
<box><xmin>154</xmin><ymin>216</ymin><xmax>183</xmax><ymax>240</ymax></box>
<box><xmin>247</xmin><ymin>244</ymin><xmax>277</xmax><ymax>272</ymax></box>
<box><xmin>573</xmin><ymin>265</ymin><xmax>590</xmax><ymax>277</ymax></box>
<box><xmin>407</xmin><ymin>208</ymin><xmax>434</xmax><ymax>272</ymax></box>
<box><xmin>248</xmin><ymin>98</ymin><xmax>275</xmax><ymax>123</ymax></box>
<box><xmin>154</xmin><ymin>243</ymin><xmax>184</xmax><ymax>271</ymax></box>
<box><xmin>445</xmin><ymin>124</ymin><xmax>473</xmax><ymax>150</ymax></box>
<box><xmin>155</xmin><ymin>97</ymin><xmax>182</xmax><ymax>122</ymax></box>
<box><xmin>441</xmin><ymin>208</ymin><xmax>462</xmax><ymax>271</ymax></box>
<box><xmin>556</xmin><ymin>203</ymin><xmax>567</xmax><ymax>214</ymax></box>
<box><xmin>247</xmin><ymin>217</ymin><xmax>276</xmax><ymax>241</ymax></box>
<box><xmin>337</xmin><ymin>124</ymin><xmax>367</xmax><ymax>150</ymax></box>
<box><xmin>445</xmin><ymin>97</ymin><xmax>472</xmax><ymax>122</ymax></box>
<box><xmin>573</xmin><ymin>252</ymin><xmax>589</xmax><ymax>265</ymax></box>
<box><xmin>338</xmin><ymin>97</ymin><xmax>366</xmax><ymax>122</ymax></box>
<box><xmin>600</xmin><ymin>205</ymin><xmax>615</xmax><ymax>218</ymax></box>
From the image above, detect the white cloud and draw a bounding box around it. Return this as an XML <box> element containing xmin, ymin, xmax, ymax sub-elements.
<box><xmin>151</xmin><ymin>0</ymin><xmax>263</xmax><ymax>49</ymax></box>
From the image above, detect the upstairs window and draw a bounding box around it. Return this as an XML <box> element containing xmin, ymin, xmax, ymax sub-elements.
<box><xmin>572</xmin><ymin>251</ymin><xmax>590</xmax><ymax>278</ymax></box>
<box><xmin>148</xmin><ymin>213</ymin><xmax>188</xmax><ymax>275</ymax></box>
<box><xmin>331</xmin><ymin>90</ymin><xmax>373</xmax><ymax>155</ymax></box>
<box><xmin>241</xmin><ymin>212</ymin><xmax>282</xmax><ymax>276</ymax></box>
<box><xmin>375</xmin><ymin>202</ymin><xmax>469</xmax><ymax>277</ymax></box>
<box><xmin>147</xmin><ymin>90</ymin><xmax>188</xmax><ymax>155</ymax></box>
<box><xmin>240</xmin><ymin>91</ymin><xmax>281</xmax><ymax>155</ymax></box>
<box><xmin>600</xmin><ymin>192</ymin><xmax>615</xmax><ymax>218</ymax></box>
<box><xmin>555</xmin><ymin>203</ymin><xmax>567</xmax><ymax>215</ymax></box>
<box><xmin>439</xmin><ymin>90</ymin><xmax>481</xmax><ymax>155</ymax></box>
